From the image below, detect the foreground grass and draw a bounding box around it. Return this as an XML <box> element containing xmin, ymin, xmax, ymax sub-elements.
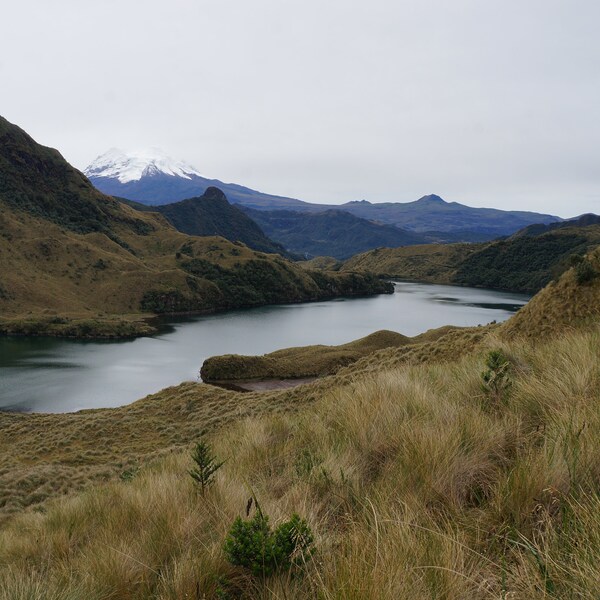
<box><xmin>2</xmin><ymin>327</ymin><xmax>600</xmax><ymax>598</ymax></box>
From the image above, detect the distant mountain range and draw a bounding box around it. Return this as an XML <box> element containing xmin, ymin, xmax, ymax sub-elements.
<box><xmin>85</xmin><ymin>149</ymin><xmax>564</xmax><ymax>255</ymax></box>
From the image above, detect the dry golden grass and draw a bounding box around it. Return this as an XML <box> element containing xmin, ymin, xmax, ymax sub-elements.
<box><xmin>297</xmin><ymin>257</ymin><xmax>342</xmax><ymax>271</ymax></box>
<box><xmin>0</xmin><ymin>203</ymin><xmax>261</xmax><ymax>319</ymax></box>
<box><xmin>341</xmin><ymin>243</ymin><xmax>480</xmax><ymax>283</ymax></box>
<box><xmin>201</xmin><ymin>329</ymin><xmax>415</xmax><ymax>381</ymax></box>
<box><xmin>201</xmin><ymin>327</ymin><xmax>470</xmax><ymax>382</ymax></box>
<box><xmin>0</xmin><ymin>325</ymin><xmax>490</xmax><ymax>523</ymax></box>
<box><xmin>2</xmin><ymin>326</ymin><xmax>600</xmax><ymax>598</ymax></box>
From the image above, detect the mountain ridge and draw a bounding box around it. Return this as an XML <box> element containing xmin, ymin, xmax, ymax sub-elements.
<box><xmin>85</xmin><ymin>150</ymin><xmax>562</xmax><ymax>238</ymax></box>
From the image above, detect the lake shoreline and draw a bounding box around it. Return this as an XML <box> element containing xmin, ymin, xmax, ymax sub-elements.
<box><xmin>0</xmin><ymin>283</ymin><xmax>394</xmax><ymax>341</ymax></box>
<box><xmin>0</xmin><ymin>282</ymin><xmax>529</xmax><ymax>414</ymax></box>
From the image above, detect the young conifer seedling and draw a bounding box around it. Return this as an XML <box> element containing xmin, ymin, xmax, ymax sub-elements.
<box><xmin>189</xmin><ymin>440</ymin><xmax>224</xmax><ymax>496</ymax></box>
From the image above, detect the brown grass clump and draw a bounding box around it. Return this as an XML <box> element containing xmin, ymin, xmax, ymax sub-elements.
<box><xmin>200</xmin><ymin>327</ymin><xmax>471</xmax><ymax>383</ymax></box>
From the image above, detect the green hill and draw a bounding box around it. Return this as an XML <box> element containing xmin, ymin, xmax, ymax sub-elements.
<box><xmin>0</xmin><ymin>116</ymin><xmax>392</xmax><ymax>337</ymax></box>
<box><xmin>343</xmin><ymin>224</ymin><xmax>600</xmax><ymax>293</ymax></box>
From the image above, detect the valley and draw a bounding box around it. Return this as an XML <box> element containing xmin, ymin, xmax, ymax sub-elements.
<box><xmin>2</xmin><ymin>117</ymin><xmax>600</xmax><ymax>600</ymax></box>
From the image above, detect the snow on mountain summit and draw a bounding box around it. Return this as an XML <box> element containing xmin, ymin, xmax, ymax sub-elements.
<box><xmin>84</xmin><ymin>148</ymin><xmax>203</xmax><ymax>183</ymax></box>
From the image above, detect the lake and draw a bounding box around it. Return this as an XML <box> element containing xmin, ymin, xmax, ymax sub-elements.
<box><xmin>0</xmin><ymin>282</ymin><xmax>529</xmax><ymax>413</ymax></box>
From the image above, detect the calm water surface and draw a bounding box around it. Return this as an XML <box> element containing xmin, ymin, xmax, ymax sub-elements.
<box><xmin>0</xmin><ymin>282</ymin><xmax>528</xmax><ymax>413</ymax></box>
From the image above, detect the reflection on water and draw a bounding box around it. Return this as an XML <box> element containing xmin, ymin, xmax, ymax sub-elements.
<box><xmin>0</xmin><ymin>282</ymin><xmax>529</xmax><ymax>414</ymax></box>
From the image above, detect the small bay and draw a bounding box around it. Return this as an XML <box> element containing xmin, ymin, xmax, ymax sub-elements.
<box><xmin>0</xmin><ymin>282</ymin><xmax>528</xmax><ymax>413</ymax></box>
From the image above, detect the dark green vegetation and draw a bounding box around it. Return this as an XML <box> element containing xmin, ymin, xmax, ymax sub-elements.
<box><xmin>240</xmin><ymin>207</ymin><xmax>427</xmax><ymax>259</ymax></box>
<box><xmin>0</xmin><ymin>117</ymin><xmax>152</xmax><ymax>240</ymax></box>
<box><xmin>452</xmin><ymin>228</ymin><xmax>600</xmax><ymax>292</ymax></box>
<box><xmin>123</xmin><ymin>187</ymin><xmax>289</xmax><ymax>256</ymax></box>
<box><xmin>140</xmin><ymin>256</ymin><xmax>392</xmax><ymax>314</ymax></box>
<box><xmin>0</xmin><ymin>116</ymin><xmax>392</xmax><ymax>338</ymax></box>
<box><xmin>344</xmin><ymin>223</ymin><xmax>600</xmax><ymax>293</ymax></box>
<box><xmin>224</xmin><ymin>511</ymin><xmax>313</xmax><ymax>578</ymax></box>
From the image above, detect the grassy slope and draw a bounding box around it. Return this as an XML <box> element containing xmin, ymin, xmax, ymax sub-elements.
<box><xmin>1</xmin><ymin>260</ymin><xmax>600</xmax><ymax>596</ymax></box>
<box><xmin>342</xmin><ymin>242</ymin><xmax>480</xmax><ymax>284</ymax></box>
<box><xmin>342</xmin><ymin>225</ymin><xmax>600</xmax><ymax>293</ymax></box>
<box><xmin>0</xmin><ymin>116</ymin><xmax>391</xmax><ymax>337</ymax></box>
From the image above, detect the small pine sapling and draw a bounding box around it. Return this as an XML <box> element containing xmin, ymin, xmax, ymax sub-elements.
<box><xmin>189</xmin><ymin>440</ymin><xmax>224</xmax><ymax>495</ymax></box>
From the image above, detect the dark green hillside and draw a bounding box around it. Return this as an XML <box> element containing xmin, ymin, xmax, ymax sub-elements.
<box><xmin>241</xmin><ymin>207</ymin><xmax>427</xmax><ymax>259</ymax></box>
<box><xmin>343</xmin><ymin>223</ymin><xmax>600</xmax><ymax>293</ymax></box>
<box><xmin>453</xmin><ymin>229</ymin><xmax>600</xmax><ymax>292</ymax></box>
<box><xmin>0</xmin><ymin>117</ymin><xmax>151</xmax><ymax>239</ymax></box>
<box><xmin>123</xmin><ymin>187</ymin><xmax>288</xmax><ymax>256</ymax></box>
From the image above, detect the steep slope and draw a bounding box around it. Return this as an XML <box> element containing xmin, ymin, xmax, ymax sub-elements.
<box><xmin>123</xmin><ymin>187</ymin><xmax>288</xmax><ymax>256</ymax></box>
<box><xmin>241</xmin><ymin>207</ymin><xmax>428</xmax><ymax>259</ymax></box>
<box><xmin>0</xmin><ymin>116</ymin><xmax>392</xmax><ymax>337</ymax></box>
<box><xmin>452</xmin><ymin>226</ymin><xmax>600</xmax><ymax>292</ymax></box>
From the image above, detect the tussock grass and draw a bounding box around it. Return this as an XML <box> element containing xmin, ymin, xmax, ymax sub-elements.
<box><xmin>2</xmin><ymin>327</ymin><xmax>600</xmax><ymax>598</ymax></box>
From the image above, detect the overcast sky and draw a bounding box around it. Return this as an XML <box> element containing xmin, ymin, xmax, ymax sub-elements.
<box><xmin>2</xmin><ymin>0</ymin><xmax>599</xmax><ymax>216</ymax></box>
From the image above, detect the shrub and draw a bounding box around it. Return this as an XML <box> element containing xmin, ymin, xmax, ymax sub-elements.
<box><xmin>575</xmin><ymin>258</ymin><xmax>596</xmax><ymax>285</ymax></box>
<box><xmin>223</xmin><ymin>510</ymin><xmax>314</xmax><ymax>577</ymax></box>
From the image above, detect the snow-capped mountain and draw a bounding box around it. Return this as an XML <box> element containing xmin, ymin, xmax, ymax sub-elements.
<box><xmin>84</xmin><ymin>148</ymin><xmax>204</xmax><ymax>184</ymax></box>
<box><xmin>84</xmin><ymin>148</ymin><xmax>309</xmax><ymax>208</ymax></box>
